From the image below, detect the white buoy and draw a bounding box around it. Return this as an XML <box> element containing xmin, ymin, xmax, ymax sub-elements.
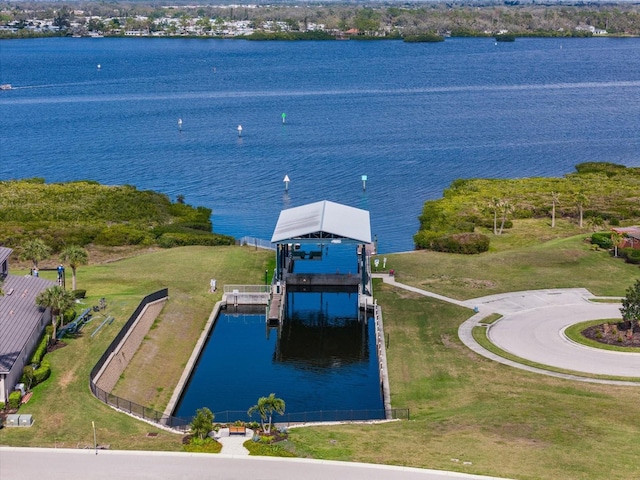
<box><xmin>97</xmin><ymin>64</ymin><xmax>101</xmax><ymax>69</ymax></box>
<box><xmin>361</xmin><ymin>174</ymin><xmax>368</xmax><ymax>191</ymax></box>
<box><xmin>281</xmin><ymin>112</ymin><xmax>286</xmax><ymax>124</ymax></box>
<box><xmin>178</xmin><ymin>118</ymin><xmax>183</xmax><ymax>131</ymax></box>
<box><xmin>283</xmin><ymin>174</ymin><xmax>290</xmax><ymax>192</ymax></box>
<box><xmin>237</xmin><ymin>125</ymin><xmax>243</xmax><ymax>137</ymax></box>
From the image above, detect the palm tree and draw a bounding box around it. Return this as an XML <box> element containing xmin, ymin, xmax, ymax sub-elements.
<box><xmin>574</xmin><ymin>192</ymin><xmax>589</xmax><ymax>228</ymax></box>
<box><xmin>247</xmin><ymin>393</ymin><xmax>285</xmax><ymax>435</ymax></box>
<box><xmin>551</xmin><ymin>191</ymin><xmax>560</xmax><ymax>228</ymax></box>
<box><xmin>489</xmin><ymin>197</ymin><xmax>501</xmax><ymax>235</ymax></box>
<box><xmin>60</xmin><ymin>245</ymin><xmax>89</xmax><ymax>291</ymax></box>
<box><xmin>498</xmin><ymin>200</ymin><xmax>514</xmax><ymax>235</ymax></box>
<box><xmin>19</xmin><ymin>238</ymin><xmax>51</xmax><ymax>270</ymax></box>
<box><xmin>611</xmin><ymin>232</ymin><xmax>625</xmax><ymax>258</ymax></box>
<box><xmin>35</xmin><ymin>285</ymin><xmax>76</xmax><ymax>341</ymax></box>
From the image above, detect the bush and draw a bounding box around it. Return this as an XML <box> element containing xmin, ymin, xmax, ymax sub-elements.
<box><xmin>73</xmin><ymin>289</ymin><xmax>87</xmax><ymax>299</ymax></box>
<box><xmin>94</xmin><ymin>225</ymin><xmax>153</xmax><ymax>246</ymax></box>
<box><xmin>157</xmin><ymin>232</ymin><xmax>234</xmax><ymax>248</ymax></box>
<box><xmin>591</xmin><ymin>232</ymin><xmax>612</xmax><ymax>249</ymax></box>
<box><xmin>30</xmin><ymin>333</ymin><xmax>49</xmax><ymax>365</ymax></box>
<box><xmin>0</xmin><ymin>401</ymin><xmax>5</xmax><ymax>410</ymax></box>
<box><xmin>430</xmin><ymin>233</ymin><xmax>490</xmax><ymax>254</ymax></box>
<box><xmin>621</xmin><ymin>248</ymin><xmax>640</xmax><ymax>265</ymax></box>
<box><xmin>33</xmin><ymin>360</ymin><xmax>51</xmax><ymax>385</ymax></box>
<box><xmin>8</xmin><ymin>390</ymin><xmax>22</xmax><ymax>409</ymax></box>
<box><xmin>413</xmin><ymin>230</ymin><xmax>447</xmax><ymax>250</ymax></box>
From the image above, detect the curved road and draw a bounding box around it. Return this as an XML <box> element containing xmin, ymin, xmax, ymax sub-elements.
<box><xmin>375</xmin><ymin>276</ymin><xmax>640</xmax><ymax>383</ymax></box>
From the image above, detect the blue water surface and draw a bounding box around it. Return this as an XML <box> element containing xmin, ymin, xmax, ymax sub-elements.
<box><xmin>2</xmin><ymin>37</ymin><xmax>640</xmax><ymax>252</ymax></box>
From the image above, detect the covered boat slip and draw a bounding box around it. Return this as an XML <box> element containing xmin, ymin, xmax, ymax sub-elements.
<box><xmin>271</xmin><ymin>200</ymin><xmax>372</xmax><ymax>287</ymax></box>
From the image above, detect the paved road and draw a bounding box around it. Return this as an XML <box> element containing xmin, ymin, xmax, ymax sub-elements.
<box><xmin>374</xmin><ymin>276</ymin><xmax>640</xmax><ymax>382</ymax></box>
<box><xmin>0</xmin><ymin>447</ymin><xmax>512</xmax><ymax>480</ymax></box>
<box><xmin>461</xmin><ymin>288</ymin><xmax>640</xmax><ymax>380</ymax></box>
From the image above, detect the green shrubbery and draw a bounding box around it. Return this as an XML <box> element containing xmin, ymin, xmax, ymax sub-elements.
<box><xmin>8</xmin><ymin>391</ymin><xmax>22</xmax><ymax>409</ymax></box>
<box><xmin>30</xmin><ymin>334</ymin><xmax>49</xmax><ymax>365</ymax></box>
<box><xmin>430</xmin><ymin>233</ymin><xmax>490</xmax><ymax>254</ymax></box>
<box><xmin>621</xmin><ymin>248</ymin><xmax>640</xmax><ymax>264</ymax></box>
<box><xmin>0</xmin><ymin>179</ymin><xmax>231</xmax><ymax>251</ymax></box>
<box><xmin>157</xmin><ymin>232</ymin><xmax>234</xmax><ymax>248</ymax></box>
<box><xmin>414</xmin><ymin>163</ymin><xmax>640</xmax><ymax>252</ymax></box>
<box><xmin>404</xmin><ymin>33</ymin><xmax>444</xmax><ymax>42</ymax></box>
<box><xmin>591</xmin><ymin>232</ymin><xmax>613</xmax><ymax>249</ymax></box>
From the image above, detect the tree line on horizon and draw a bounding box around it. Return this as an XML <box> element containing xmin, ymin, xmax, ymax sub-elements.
<box><xmin>4</xmin><ymin>2</ymin><xmax>640</xmax><ymax>38</ymax></box>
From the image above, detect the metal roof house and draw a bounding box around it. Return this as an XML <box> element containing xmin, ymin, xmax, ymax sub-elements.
<box><xmin>0</xmin><ymin>247</ymin><xmax>55</xmax><ymax>404</ymax></box>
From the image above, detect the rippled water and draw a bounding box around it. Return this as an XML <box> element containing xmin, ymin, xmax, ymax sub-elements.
<box><xmin>2</xmin><ymin>37</ymin><xmax>640</xmax><ymax>252</ymax></box>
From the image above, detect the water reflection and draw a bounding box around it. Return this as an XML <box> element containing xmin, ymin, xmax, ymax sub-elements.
<box><xmin>174</xmin><ymin>292</ymin><xmax>383</xmax><ymax>420</ymax></box>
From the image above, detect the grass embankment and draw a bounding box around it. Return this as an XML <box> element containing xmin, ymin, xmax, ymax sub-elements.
<box><xmin>382</xmin><ymin>222</ymin><xmax>640</xmax><ymax>300</ymax></box>
<box><xmin>287</xmin><ymin>281</ymin><xmax>640</xmax><ymax>480</ymax></box>
<box><xmin>0</xmin><ymin>246</ymin><xmax>272</xmax><ymax>450</ymax></box>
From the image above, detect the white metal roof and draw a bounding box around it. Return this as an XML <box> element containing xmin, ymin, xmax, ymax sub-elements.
<box><xmin>271</xmin><ymin>200</ymin><xmax>371</xmax><ymax>244</ymax></box>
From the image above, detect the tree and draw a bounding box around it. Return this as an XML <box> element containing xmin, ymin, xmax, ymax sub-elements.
<box><xmin>611</xmin><ymin>232</ymin><xmax>625</xmax><ymax>258</ymax></box>
<box><xmin>489</xmin><ymin>197</ymin><xmax>501</xmax><ymax>235</ymax></box>
<box><xmin>588</xmin><ymin>216</ymin><xmax>605</xmax><ymax>232</ymax></box>
<box><xmin>60</xmin><ymin>245</ymin><xmax>89</xmax><ymax>291</ymax></box>
<box><xmin>190</xmin><ymin>407</ymin><xmax>214</xmax><ymax>440</ymax></box>
<box><xmin>574</xmin><ymin>192</ymin><xmax>589</xmax><ymax>228</ymax></box>
<box><xmin>498</xmin><ymin>200</ymin><xmax>514</xmax><ymax>235</ymax></box>
<box><xmin>247</xmin><ymin>393</ymin><xmax>285</xmax><ymax>435</ymax></box>
<box><xmin>35</xmin><ymin>285</ymin><xmax>76</xmax><ymax>341</ymax></box>
<box><xmin>19</xmin><ymin>238</ymin><xmax>51</xmax><ymax>269</ymax></box>
<box><xmin>621</xmin><ymin>279</ymin><xmax>640</xmax><ymax>331</ymax></box>
<box><xmin>551</xmin><ymin>191</ymin><xmax>560</xmax><ymax>228</ymax></box>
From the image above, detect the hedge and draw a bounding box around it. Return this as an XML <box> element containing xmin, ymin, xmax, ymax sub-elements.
<box><xmin>622</xmin><ymin>248</ymin><xmax>640</xmax><ymax>265</ymax></box>
<box><xmin>8</xmin><ymin>390</ymin><xmax>22</xmax><ymax>409</ymax></box>
<box><xmin>430</xmin><ymin>233</ymin><xmax>490</xmax><ymax>254</ymax></box>
<box><xmin>591</xmin><ymin>232</ymin><xmax>612</xmax><ymax>249</ymax></box>
<box><xmin>30</xmin><ymin>334</ymin><xmax>49</xmax><ymax>365</ymax></box>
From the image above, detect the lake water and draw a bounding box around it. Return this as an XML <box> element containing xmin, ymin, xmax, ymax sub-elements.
<box><xmin>2</xmin><ymin>37</ymin><xmax>640</xmax><ymax>252</ymax></box>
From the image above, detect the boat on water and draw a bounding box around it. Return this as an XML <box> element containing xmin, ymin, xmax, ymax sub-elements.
<box><xmin>0</xmin><ymin>84</ymin><xmax>12</xmax><ymax>90</ymax></box>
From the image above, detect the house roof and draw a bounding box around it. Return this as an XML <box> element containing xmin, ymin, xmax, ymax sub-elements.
<box><xmin>0</xmin><ymin>274</ymin><xmax>56</xmax><ymax>373</ymax></box>
<box><xmin>271</xmin><ymin>200</ymin><xmax>371</xmax><ymax>245</ymax></box>
<box><xmin>612</xmin><ymin>226</ymin><xmax>640</xmax><ymax>240</ymax></box>
<box><xmin>0</xmin><ymin>246</ymin><xmax>11</xmax><ymax>265</ymax></box>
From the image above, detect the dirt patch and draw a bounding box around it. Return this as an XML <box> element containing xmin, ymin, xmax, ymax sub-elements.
<box><xmin>582</xmin><ymin>322</ymin><xmax>640</xmax><ymax>348</ymax></box>
<box><xmin>422</xmin><ymin>276</ymin><xmax>496</xmax><ymax>290</ymax></box>
<box><xmin>47</xmin><ymin>340</ymin><xmax>67</xmax><ymax>353</ymax></box>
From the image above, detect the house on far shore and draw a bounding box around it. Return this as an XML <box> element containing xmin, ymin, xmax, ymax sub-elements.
<box><xmin>0</xmin><ymin>247</ymin><xmax>55</xmax><ymax>405</ymax></box>
<box><xmin>611</xmin><ymin>226</ymin><xmax>640</xmax><ymax>250</ymax></box>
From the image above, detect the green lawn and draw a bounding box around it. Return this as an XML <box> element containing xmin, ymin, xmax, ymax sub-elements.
<box><xmin>0</xmin><ymin>245</ymin><xmax>272</xmax><ymax>450</ymax></box>
<box><xmin>3</xmin><ymin>238</ymin><xmax>640</xmax><ymax>479</ymax></box>
<box><xmin>287</xmin><ymin>281</ymin><xmax>640</xmax><ymax>480</ymax></box>
<box><xmin>380</xmin><ymin>229</ymin><xmax>640</xmax><ymax>300</ymax></box>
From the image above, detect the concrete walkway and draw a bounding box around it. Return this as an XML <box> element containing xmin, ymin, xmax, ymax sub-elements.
<box><xmin>373</xmin><ymin>274</ymin><xmax>640</xmax><ymax>385</ymax></box>
<box><xmin>212</xmin><ymin>427</ymin><xmax>254</xmax><ymax>455</ymax></box>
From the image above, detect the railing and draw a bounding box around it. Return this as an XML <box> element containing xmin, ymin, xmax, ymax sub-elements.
<box><xmin>223</xmin><ymin>285</ymin><xmax>271</xmax><ymax>294</ymax></box>
<box><xmin>89</xmin><ymin>289</ymin><xmax>191</xmax><ymax>431</ymax></box>
<box><xmin>203</xmin><ymin>408</ymin><xmax>410</xmax><ymax>425</ymax></box>
<box><xmin>236</xmin><ymin>236</ymin><xmax>276</xmax><ymax>250</ymax></box>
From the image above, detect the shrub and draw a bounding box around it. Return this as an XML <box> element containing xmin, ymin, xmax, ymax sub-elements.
<box><xmin>621</xmin><ymin>248</ymin><xmax>640</xmax><ymax>265</ymax></box>
<box><xmin>33</xmin><ymin>360</ymin><xmax>51</xmax><ymax>385</ymax></box>
<box><xmin>30</xmin><ymin>333</ymin><xmax>49</xmax><ymax>364</ymax></box>
<box><xmin>73</xmin><ymin>289</ymin><xmax>87</xmax><ymax>299</ymax></box>
<box><xmin>0</xmin><ymin>401</ymin><xmax>5</xmax><ymax>410</ymax></box>
<box><xmin>430</xmin><ymin>233</ymin><xmax>490</xmax><ymax>254</ymax></box>
<box><xmin>591</xmin><ymin>232</ymin><xmax>612</xmax><ymax>249</ymax></box>
<box><xmin>157</xmin><ymin>232</ymin><xmax>234</xmax><ymax>248</ymax></box>
<box><xmin>413</xmin><ymin>230</ymin><xmax>447</xmax><ymax>250</ymax></box>
<box><xmin>8</xmin><ymin>390</ymin><xmax>22</xmax><ymax>409</ymax></box>
<box><xmin>94</xmin><ymin>225</ymin><xmax>153</xmax><ymax>246</ymax></box>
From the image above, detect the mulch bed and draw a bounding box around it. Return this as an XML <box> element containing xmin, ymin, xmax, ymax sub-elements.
<box><xmin>582</xmin><ymin>322</ymin><xmax>640</xmax><ymax>348</ymax></box>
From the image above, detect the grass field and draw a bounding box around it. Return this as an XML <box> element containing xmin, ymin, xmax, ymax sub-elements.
<box><xmin>381</xmin><ymin>224</ymin><xmax>640</xmax><ymax>300</ymax></box>
<box><xmin>0</xmin><ymin>245</ymin><xmax>273</xmax><ymax>450</ymax></box>
<box><xmin>2</xmin><ymin>232</ymin><xmax>640</xmax><ymax>479</ymax></box>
